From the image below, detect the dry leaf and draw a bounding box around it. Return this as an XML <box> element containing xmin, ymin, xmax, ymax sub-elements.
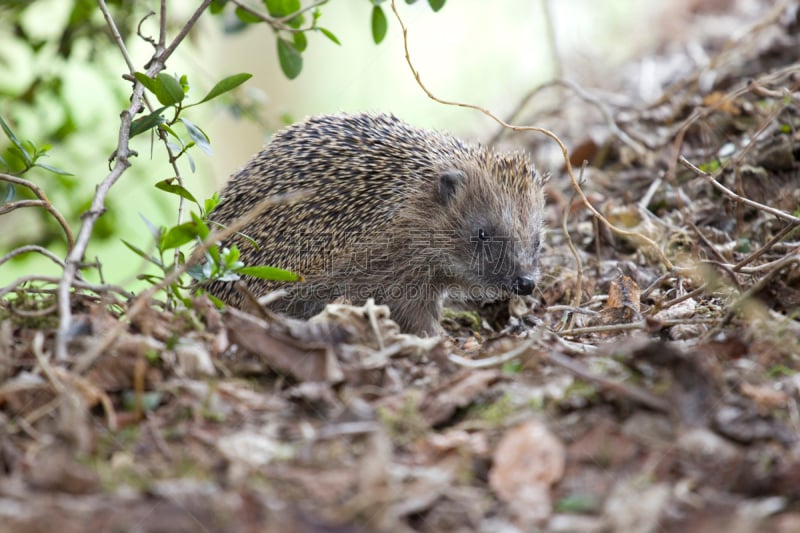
<box><xmin>592</xmin><ymin>273</ymin><xmax>642</xmax><ymax>327</ymax></box>
<box><xmin>420</xmin><ymin>370</ymin><xmax>501</xmax><ymax>425</ymax></box>
<box><xmin>224</xmin><ymin>308</ymin><xmax>344</xmax><ymax>383</ymax></box>
<box><xmin>739</xmin><ymin>382</ymin><xmax>789</xmax><ymax>413</ymax></box>
<box><xmin>489</xmin><ymin>420</ymin><xmax>565</xmax><ymax>526</ymax></box>
<box><xmin>606</xmin><ymin>274</ymin><xmax>640</xmax><ymax>313</ymax></box>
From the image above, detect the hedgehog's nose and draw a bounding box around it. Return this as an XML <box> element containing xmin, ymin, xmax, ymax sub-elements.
<box><xmin>512</xmin><ymin>275</ymin><xmax>536</xmax><ymax>295</ymax></box>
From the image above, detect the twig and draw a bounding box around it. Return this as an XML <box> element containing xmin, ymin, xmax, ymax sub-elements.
<box><xmin>8</xmin><ymin>305</ymin><xmax>58</xmax><ymax>318</ymax></box>
<box><xmin>158</xmin><ymin>1</ymin><xmax>213</xmax><ymax>63</ymax></box>
<box><xmin>228</xmin><ymin>0</ymin><xmax>329</xmax><ymax>33</ymax></box>
<box><xmin>638</xmin><ymin>175</ymin><xmax>662</xmax><ymax>211</ymax></box>
<box><xmin>558</xmin><ymin>318</ymin><xmax>715</xmax><ymax>337</ymax></box>
<box><xmin>545</xmin><ymin>305</ymin><xmax>597</xmax><ymax>316</ymax></box>
<box><xmin>159</xmin><ymin>0</ymin><xmax>167</xmax><ymax>49</ymax></box>
<box><xmin>97</xmin><ymin>0</ymin><xmax>136</xmax><ymax>72</ymax></box>
<box><xmin>556</xmin><ymin>162</ymin><xmax>586</xmax><ymax>331</ymax></box>
<box><xmin>733</xmin><ymin>221</ymin><xmax>800</xmax><ymax>272</ymax></box>
<box><xmin>640</xmin><ymin>267</ymin><xmax>692</xmax><ymax>299</ymax></box>
<box><xmin>491</xmin><ymin>77</ymin><xmax>649</xmax><ymax>154</ymax></box>
<box><xmin>32</xmin><ymin>332</ymin><xmax>67</xmax><ymax>395</ymax></box>
<box><xmin>389</xmin><ymin>0</ymin><xmax>673</xmax><ymax>273</ymax></box>
<box><xmin>0</xmin><ymin>245</ymin><xmax>68</xmax><ymax>270</ymax></box>
<box><xmin>0</xmin><ymin>274</ymin><xmax>130</xmax><ymax>301</ymax></box>
<box><xmin>448</xmin><ymin>339</ymin><xmax>536</xmax><ymax>369</ymax></box>
<box><xmin>748</xmin><ymin>79</ymin><xmax>800</xmax><ymax>103</ymax></box>
<box><xmin>657</xmin><ymin>284</ymin><xmax>708</xmax><ymax>312</ymax></box>
<box><xmin>733</xmin><ymin>252</ymin><xmax>800</xmax><ymax>275</ymax></box>
<box><xmin>0</xmin><ymin>173</ymin><xmax>75</xmax><ymax>250</ymax></box>
<box><xmin>678</xmin><ymin>156</ymin><xmax>800</xmax><ymax>225</ymax></box>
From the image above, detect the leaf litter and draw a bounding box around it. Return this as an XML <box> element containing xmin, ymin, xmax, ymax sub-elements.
<box><xmin>2</xmin><ymin>1</ymin><xmax>800</xmax><ymax>531</ymax></box>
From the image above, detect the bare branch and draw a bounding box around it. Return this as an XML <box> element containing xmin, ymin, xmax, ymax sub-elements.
<box><xmin>0</xmin><ymin>173</ymin><xmax>75</xmax><ymax>250</ymax></box>
<box><xmin>0</xmin><ymin>245</ymin><xmax>69</xmax><ymax>270</ymax></box>
<box><xmin>97</xmin><ymin>0</ymin><xmax>136</xmax><ymax>73</ymax></box>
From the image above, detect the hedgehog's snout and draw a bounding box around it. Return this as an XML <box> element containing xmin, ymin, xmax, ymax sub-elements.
<box><xmin>511</xmin><ymin>274</ymin><xmax>536</xmax><ymax>295</ymax></box>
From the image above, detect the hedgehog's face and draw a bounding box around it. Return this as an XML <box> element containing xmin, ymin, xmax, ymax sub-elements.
<box><xmin>433</xmin><ymin>165</ymin><xmax>545</xmax><ymax>301</ymax></box>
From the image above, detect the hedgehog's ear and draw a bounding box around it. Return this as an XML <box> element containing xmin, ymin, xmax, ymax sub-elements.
<box><xmin>437</xmin><ymin>169</ymin><xmax>466</xmax><ymax>205</ymax></box>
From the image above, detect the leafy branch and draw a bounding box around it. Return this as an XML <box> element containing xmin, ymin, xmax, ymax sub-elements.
<box><xmin>55</xmin><ymin>0</ymin><xmax>217</xmax><ymax>360</ymax></box>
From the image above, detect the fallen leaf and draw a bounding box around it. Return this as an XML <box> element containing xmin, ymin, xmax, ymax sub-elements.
<box><xmin>224</xmin><ymin>308</ymin><xmax>344</xmax><ymax>383</ymax></box>
<box><xmin>420</xmin><ymin>369</ymin><xmax>502</xmax><ymax>425</ymax></box>
<box><xmin>489</xmin><ymin>420</ymin><xmax>565</xmax><ymax>526</ymax></box>
<box><xmin>740</xmin><ymin>382</ymin><xmax>789</xmax><ymax>413</ymax></box>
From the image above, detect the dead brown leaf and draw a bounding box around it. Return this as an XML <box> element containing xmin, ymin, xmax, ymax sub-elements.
<box><xmin>489</xmin><ymin>420</ymin><xmax>565</xmax><ymax>526</ymax></box>
<box><xmin>224</xmin><ymin>307</ymin><xmax>345</xmax><ymax>383</ymax></box>
<box><xmin>739</xmin><ymin>382</ymin><xmax>789</xmax><ymax>413</ymax></box>
<box><xmin>420</xmin><ymin>369</ymin><xmax>502</xmax><ymax>426</ymax></box>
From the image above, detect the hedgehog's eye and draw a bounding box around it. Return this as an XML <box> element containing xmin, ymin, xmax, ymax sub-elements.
<box><xmin>478</xmin><ymin>229</ymin><xmax>490</xmax><ymax>241</ymax></box>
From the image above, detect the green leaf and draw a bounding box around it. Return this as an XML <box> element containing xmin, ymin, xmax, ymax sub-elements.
<box><xmin>3</xmin><ymin>183</ymin><xmax>15</xmax><ymax>203</ymax></box>
<box><xmin>122</xmin><ymin>390</ymin><xmax>162</xmax><ymax>412</ymax></box>
<box><xmin>405</xmin><ymin>0</ymin><xmax>419</xmax><ymax>3</ymax></box>
<box><xmin>236</xmin><ymin>265</ymin><xmax>301</xmax><ymax>282</ymax></box>
<box><xmin>428</xmin><ymin>0</ymin><xmax>445</xmax><ymax>11</ymax></box>
<box><xmin>130</xmin><ymin>107</ymin><xmax>167</xmax><ymax>137</ymax></box>
<box><xmin>277</xmin><ymin>38</ymin><xmax>303</xmax><ymax>79</ymax></box>
<box><xmin>122</xmin><ymin>239</ymin><xmax>163</xmax><ymax>268</ymax></box>
<box><xmin>501</xmin><ymin>360</ymin><xmax>523</xmax><ymax>374</ymax></box>
<box><xmin>179</xmin><ymin>74</ymin><xmax>189</xmax><ymax>95</ymax></box>
<box><xmin>210</xmin><ymin>0</ymin><xmax>227</xmax><ymax>14</ymax></box>
<box><xmin>0</xmin><ymin>116</ymin><xmax>32</xmax><ymax>166</ymax></box>
<box><xmin>224</xmin><ymin>245</ymin><xmax>241</xmax><ymax>267</ymax></box>
<box><xmin>137</xmin><ymin>273</ymin><xmax>165</xmax><ymax>285</ymax></box>
<box><xmin>34</xmin><ymin>162</ymin><xmax>73</xmax><ymax>175</ymax></box>
<box><xmin>138</xmin><ymin>213</ymin><xmax>163</xmax><ymax>243</ymax></box>
<box><xmin>205</xmin><ymin>292</ymin><xmax>225</xmax><ymax>307</ymax></box>
<box><xmin>180</xmin><ymin>118</ymin><xmax>212</xmax><ymax>155</ymax></box>
<box><xmin>155</xmin><ymin>73</ymin><xmax>185</xmax><ymax>106</ymax></box>
<box><xmin>317</xmin><ymin>27</ymin><xmax>341</xmax><ymax>45</ymax></box>
<box><xmin>189</xmin><ymin>73</ymin><xmax>252</xmax><ymax>107</ymax></box>
<box><xmin>236</xmin><ymin>231</ymin><xmax>260</xmax><ymax>250</ymax></box>
<box><xmin>160</xmin><ymin>222</ymin><xmax>200</xmax><ymax>250</ymax></box>
<box><xmin>134</xmin><ymin>71</ymin><xmax>183</xmax><ymax>107</ymax></box>
<box><xmin>155</xmin><ymin>178</ymin><xmax>198</xmax><ymax>204</ymax></box>
<box><xmin>234</xmin><ymin>6</ymin><xmax>262</xmax><ymax>23</ymax></box>
<box><xmin>371</xmin><ymin>5</ymin><xmax>388</xmax><ymax>44</ymax></box>
<box><xmin>158</xmin><ymin>122</ymin><xmax>183</xmax><ymax>146</ymax></box>
<box><xmin>286</xmin><ymin>14</ymin><xmax>305</xmax><ymax>29</ymax></box>
<box><xmin>191</xmin><ymin>211</ymin><xmax>211</xmax><ymax>240</ymax></box>
<box><xmin>204</xmin><ymin>192</ymin><xmax>221</xmax><ymax>215</ymax></box>
<box><xmin>21</xmin><ymin>140</ymin><xmax>36</xmax><ymax>160</ymax></box>
<box><xmin>293</xmin><ymin>31</ymin><xmax>308</xmax><ymax>52</ymax></box>
<box><xmin>134</xmin><ymin>72</ymin><xmax>159</xmax><ymax>95</ymax></box>
<box><xmin>265</xmin><ymin>0</ymin><xmax>301</xmax><ymax>17</ymax></box>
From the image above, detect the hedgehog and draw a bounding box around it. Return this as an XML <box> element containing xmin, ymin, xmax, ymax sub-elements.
<box><xmin>205</xmin><ymin>113</ymin><xmax>545</xmax><ymax>336</ymax></box>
